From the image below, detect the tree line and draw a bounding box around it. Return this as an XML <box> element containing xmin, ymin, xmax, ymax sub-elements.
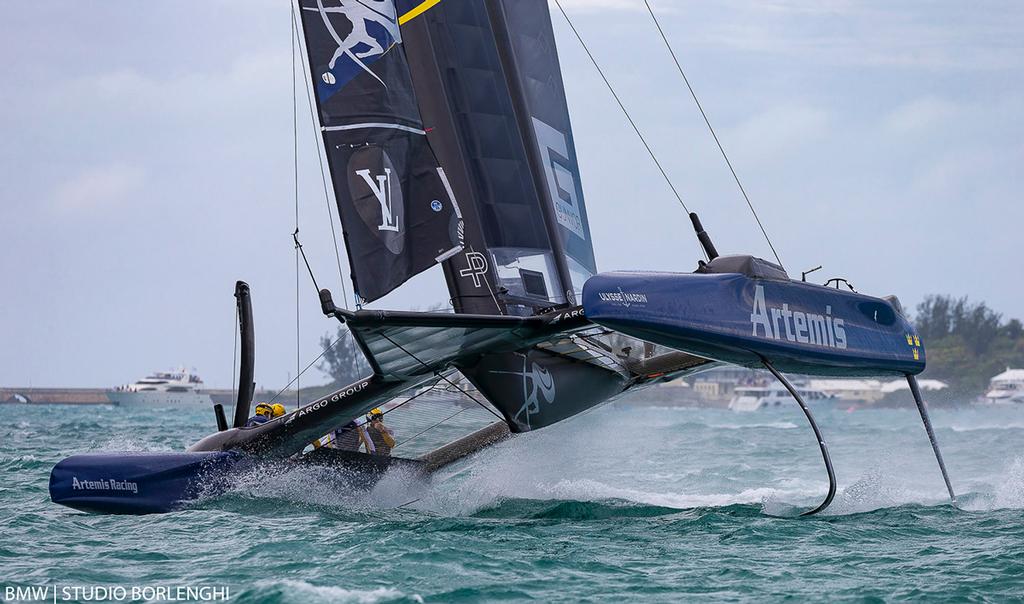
<box><xmin>915</xmin><ymin>295</ymin><xmax>1024</xmax><ymax>395</ymax></box>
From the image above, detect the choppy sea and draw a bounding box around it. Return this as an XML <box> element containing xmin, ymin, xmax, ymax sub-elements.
<box><xmin>3</xmin><ymin>396</ymin><xmax>1024</xmax><ymax>603</ymax></box>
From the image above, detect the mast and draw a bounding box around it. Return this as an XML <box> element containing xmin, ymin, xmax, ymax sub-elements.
<box><xmin>397</xmin><ymin>0</ymin><xmax>598</xmax><ymax>315</ymax></box>
<box><xmin>399</xmin><ymin>12</ymin><xmax>506</xmax><ymax>315</ymax></box>
<box><xmin>486</xmin><ymin>2</ymin><xmax>576</xmax><ymax>305</ymax></box>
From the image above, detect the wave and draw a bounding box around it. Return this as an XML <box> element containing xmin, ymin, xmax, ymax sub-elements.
<box><xmin>245</xmin><ymin>580</ymin><xmax>420</xmax><ymax>604</ymax></box>
<box><xmin>949</xmin><ymin>423</ymin><xmax>1024</xmax><ymax>432</ymax></box>
<box><xmin>956</xmin><ymin>457</ymin><xmax>1024</xmax><ymax>511</ymax></box>
<box><xmin>200</xmin><ymin>459</ymin><xmax>430</xmax><ymax>515</ymax></box>
<box><xmin>94</xmin><ymin>435</ymin><xmax>175</xmax><ymax>453</ymax></box>
<box><xmin>471</xmin><ymin>497</ymin><xmax>684</xmax><ymax>520</ymax></box>
<box><xmin>707</xmin><ymin>421</ymin><xmax>799</xmax><ymax>430</ymax></box>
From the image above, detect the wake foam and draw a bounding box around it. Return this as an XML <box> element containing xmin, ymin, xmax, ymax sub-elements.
<box><xmin>949</xmin><ymin>422</ymin><xmax>1024</xmax><ymax>432</ymax></box>
<box><xmin>249</xmin><ymin>579</ymin><xmax>421</xmax><ymax>604</ymax></box>
<box><xmin>707</xmin><ymin>421</ymin><xmax>799</xmax><ymax>430</ymax></box>
<box><xmin>194</xmin><ymin>407</ymin><xmax>1024</xmax><ymax>519</ymax></box>
<box><xmin>209</xmin><ymin>459</ymin><xmax>430</xmax><ymax>513</ymax></box>
<box><xmin>95</xmin><ymin>435</ymin><xmax>174</xmax><ymax>453</ymax></box>
<box><xmin>958</xmin><ymin>456</ymin><xmax>1024</xmax><ymax>511</ymax></box>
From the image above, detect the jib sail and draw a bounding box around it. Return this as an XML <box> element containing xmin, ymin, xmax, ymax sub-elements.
<box><xmin>297</xmin><ymin>0</ymin><xmax>464</xmax><ymax>303</ymax></box>
<box><xmin>398</xmin><ymin>0</ymin><xmax>598</xmax><ymax>315</ymax></box>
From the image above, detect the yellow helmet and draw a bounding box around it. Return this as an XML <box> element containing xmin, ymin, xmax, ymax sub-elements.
<box><xmin>271</xmin><ymin>404</ymin><xmax>286</xmax><ymax>418</ymax></box>
<box><xmin>254</xmin><ymin>403</ymin><xmax>273</xmax><ymax>418</ymax></box>
<box><xmin>367</xmin><ymin>408</ymin><xmax>384</xmax><ymax>421</ymax></box>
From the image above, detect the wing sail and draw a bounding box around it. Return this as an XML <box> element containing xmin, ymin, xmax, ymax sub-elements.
<box><xmin>398</xmin><ymin>0</ymin><xmax>597</xmax><ymax>315</ymax></box>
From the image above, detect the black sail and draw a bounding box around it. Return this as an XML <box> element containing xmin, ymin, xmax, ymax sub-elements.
<box><xmin>298</xmin><ymin>0</ymin><xmax>463</xmax><ymax>303</ymax></box>
<box><xmin>398</xmin><ymin>0</ymin><xmax>598</xmax><ymax>316</ymax></box>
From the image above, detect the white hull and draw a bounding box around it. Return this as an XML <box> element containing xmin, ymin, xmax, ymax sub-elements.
<box><xmin>982</xmin><ymin>369</ymin><xmax>1024</xmax><ymax>405</ymax></box>
<box><xmin>106</xmin><ymin>391</ymin><xmax>213</xmax><ymax>407</ymax></box>
<box><xmin>729</xmin><ymin>387</ymin><xmax>833</xmax><ymax>412</ymax></box>
<box><xmin>729</xmin><ymin>396</ymin><xmax>791</xmax><ymax>412</ymax></box>
<box><xmin>981</xmin><ymin>395</ymin><xmax>1024</xmax><ymax>405</ymax></box>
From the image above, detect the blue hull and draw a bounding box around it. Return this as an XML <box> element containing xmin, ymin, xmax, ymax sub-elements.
<box><xmin>583</xmin><ymin>271</ymin><xmax>924</xmax><ymax>377</ymax></box>
<box><xmin>49</xmin><ymin>452</ymin><xmax>243</xmax><ymax>514</ymax></box>
<box><xmin>49</xmin><ymin>449</ymin><xmax>422</xmax><ymax>514</ymax></box>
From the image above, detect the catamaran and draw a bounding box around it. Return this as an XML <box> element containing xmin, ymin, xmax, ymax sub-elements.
<box><xmin>50</xmin><ymin>0</ymin><xmax>956</xmax><ymax>516</ymax></box>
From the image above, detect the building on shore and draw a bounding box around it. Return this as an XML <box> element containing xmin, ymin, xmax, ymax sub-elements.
<box><xmin>655</xmin><ymin>366</ymin><xmax>951</xmax><ymax>407</ymax></box>
<box><xmin>806</xmin><ymin>379</ymin><xmax>886</xmax><ymax>403</ymax></box>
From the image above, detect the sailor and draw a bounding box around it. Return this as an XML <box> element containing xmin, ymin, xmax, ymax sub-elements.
<box><xmin>364</xmin><ymin>408</ymin><xmax>395</xmax><ymax>456</ymax></box>
<box><xmin>245</xmin><ymin>403</ymin><xmax>274</xmax><ymax>427</ymax></box>
<box><xmin>329</xmin><ymin>420</ymin><xmax>369</xmax><ymax>452</ymax></box>
<box><xmin>271</xmin><ymin>403</ymin><xmax>287</xmax><ymax>418</ymax></box>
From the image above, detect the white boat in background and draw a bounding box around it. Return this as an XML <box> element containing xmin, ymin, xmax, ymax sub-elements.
<box><xmin>728</xmin><ymin>385</ymin><xmax>833</xmax><ymax>412</ymax></box>
<box><xmin>107</xmin><ymin>368</ymin><xmax>213</xmax><ymax>407</ymax></box>
<box><xmin>984</xmin><ymin>368</ymin><xmax>1024</xmax><ymax>404</ymax></box>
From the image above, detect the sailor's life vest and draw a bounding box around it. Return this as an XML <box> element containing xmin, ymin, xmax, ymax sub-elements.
<box><xmin>332</xmin><ymin>421</ymin><xmax>362</xmax><ymax>451</ymax></box>
<box><xmin>367</xmin><ymin>423</ymin><xmax>395</xmax><ymax>456</ymax></box>
<box><xmin>245</xmin><ymin>415</ymin><xmax>269</xmax><ymax>428</ymax></box>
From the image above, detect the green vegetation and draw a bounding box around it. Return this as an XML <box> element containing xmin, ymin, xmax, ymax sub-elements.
<box><xmin>318</xmin><ymin>327</ymin><xmax>370</xmax><ymax>387</ymax></box>
<box><xmin>915</xmin><ymin>295</ymin><xmax>1024</xmax><ymax>395</ymax></box>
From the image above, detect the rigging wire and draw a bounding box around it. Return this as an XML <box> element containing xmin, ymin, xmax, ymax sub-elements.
<box><xmin>275</xmin><ymin>7</ymin><xmax>361</xmax><ymax>414</ymax></box>
<box><xmin>642</xmin><ymin>0</ymin><xmax>784</xmax><ymax>269</ymax></box>
<box><xmin>292</xmin><ymin>1</ymin><xmax>302</xmax><ymax>411</ymax></box>
<box><xmin>395</xmin><ymin>406</ymin><xmax>470</xmax><ymax>449</ymax></box>
<box><xmin>319</xmin><ymin>377</ymin><xmax>493</xmax><ymax>457</ymax></box>
<box><xmin>267</xmin><ymin>332</ymin><xmax>347</xmax><ymax>406</ymax></box>
<box><xmin>380</xmin><ymin>333</ymin><xmax>505</xmax><ymax>422</ymax></box>
<box><xmin>291</xmin><ymin>5</ymin><xmax>351</xmax><ymax>309</ymax></box>
<box><xmin>552</xmin><ymin>0</ymin><xmax>698</xmax><ymax>248</ymax></box>
<box><xmin>293</xmin><ymin>231</ymin><xmax>321</xmax><ymax>294</ymax></box>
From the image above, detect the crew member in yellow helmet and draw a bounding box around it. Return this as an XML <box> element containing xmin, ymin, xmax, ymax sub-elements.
<box><xmin>364</xmin><ymin>408</ymin><xmax>396</xmax><ymax>456</ymax></box>
<box><xmin>245</xmin><ymin>403</ymin><xmax>274</xmax><ymax>427</ymax></box>
<box><xmin>271</xmin><ymin>403</ymin><xmax>286</xmax><ymax>418</ymax></box>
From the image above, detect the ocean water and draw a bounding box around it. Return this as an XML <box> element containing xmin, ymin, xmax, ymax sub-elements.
<box><xmin>3</xmin><ymin>397</ymin><xmax>1024</xmax><ymax>603</ymax></box>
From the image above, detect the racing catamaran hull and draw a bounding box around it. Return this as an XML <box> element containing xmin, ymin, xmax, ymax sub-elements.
<box><xmin>49</xmin><ymin>448</ymin><xmax>429</xmax><ymax>515</ymax></box>
<box><xmin>583</xmin><ymin>270</ymin><xmax>924</xmax><ymax>377</ymax></box>
<box><xmin>49</xmin><ymin>452</ymin><xmax>242</xmax><ymax>514</ymax></box>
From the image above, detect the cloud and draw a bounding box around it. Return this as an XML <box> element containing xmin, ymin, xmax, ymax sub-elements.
<box><xmin>673</xmin><ymin>2</ymin><xmax>1024</xmax><ymax>71</ymax></box>
<box><xmin>725</xmin><ymin>103</ymin><xmax>831</xmax><ymax>163</ymax></box>
<box><xmin>52</xmin><ymin>162</ymin><xmax>145</xmax><ymax>213</ymax></box>
<box><xmin>551</xmin><ymin>0</ymin><xmax>644</xmax><ymax>13</ymax></box>
<box><xmin>57</xmin><ymin>48</ymin><xmax>288</xmax><ymax>125</ymax></box>
<box><xmin>883</xmin><ymin>97</ymin><xmax>960</xmax><ymax>135</ymax></box>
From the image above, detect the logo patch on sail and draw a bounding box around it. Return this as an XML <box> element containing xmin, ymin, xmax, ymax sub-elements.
<box><xmin>459</xmin><ymin>252</ymin><xmax>489</xmax><ymax>288</ymax></box>
<box><xmin>491</xmin><ymin>353</ymin><xmax>557</xmax><ymax>431</ymax></box>
<box><xmin>305</xmin><ymin>0</ymin><xmax>402</xmax><ymax>100</ymax></box>
<box><xmin>347</xmin><ymin>146</ymin><xmax>405</xmax><ymax>254</ymax></box>
<box><xmin>533</xmin><ymin>118</ymin><xmax>586</xmax><ymax>240</ymax></box>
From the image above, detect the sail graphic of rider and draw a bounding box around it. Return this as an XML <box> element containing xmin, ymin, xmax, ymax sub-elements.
<box><xmin>306</xmin><ymin>0</ymin><xmax>402</xmax><ymax>95</ymax></box>
<box><xmin>491</xmin><ymin>353</ymin><xmax>557</xmax><ymax>430</ymax></box>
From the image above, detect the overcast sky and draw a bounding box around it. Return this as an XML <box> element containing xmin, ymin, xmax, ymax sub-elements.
<box><xmin>2</xmin><ymin>1</ymin><xmax>1022</xmax><ymax>389</ymax></box>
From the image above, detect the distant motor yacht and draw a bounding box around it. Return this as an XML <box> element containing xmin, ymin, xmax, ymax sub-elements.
<box><xmin>983</xmin><ymin>368</ymin><xmax>1024</xmax><ymax>404</ymax></box>
<box><xmin>729</xmin><ymin>384</ymin><xmax>833</xmax><ymax>412</ymax></box>
<box><xmin>107</xmin><ymin>368</ymin><xmax>213</xmax><ymax>407</ymax></box>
